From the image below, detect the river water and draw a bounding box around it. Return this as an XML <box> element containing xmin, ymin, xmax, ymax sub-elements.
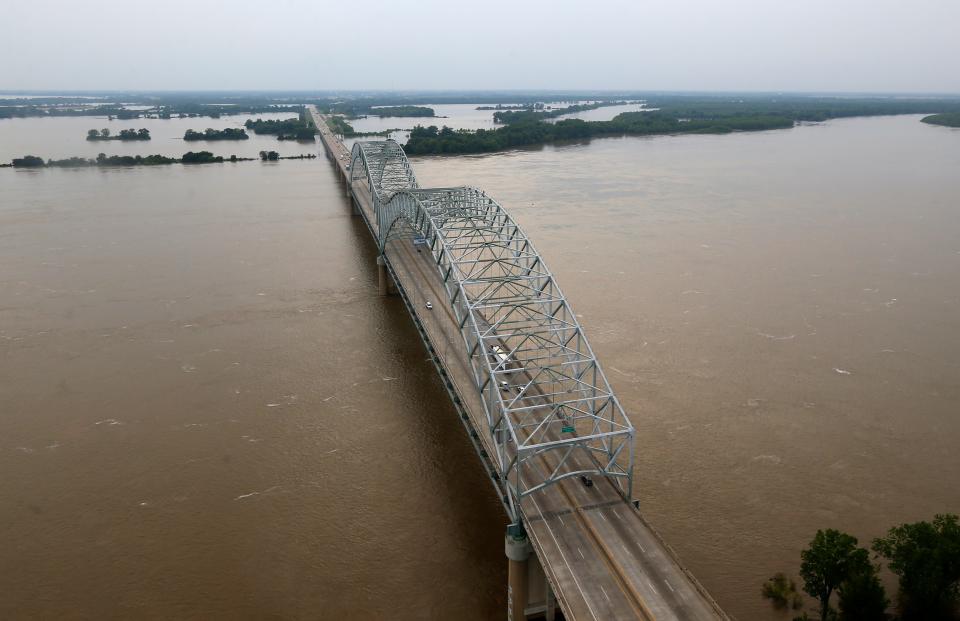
<box><xmin>1</xmin><ymin>113</ymin><xmax>959</xmax><ymax>620</ymax></box>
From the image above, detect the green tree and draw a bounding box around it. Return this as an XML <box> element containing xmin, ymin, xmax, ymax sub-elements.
<box><xmin>800</xmin><ymin>529</ymin><xmax>871</xmax><ymax>621</ymax></box>
<box><xmin>86</xmin><ymin>129</ymin><xmax>99</xmax><ymax>140</ymax></box>
<box><xmin>837</xmin><ymin>563</ymin><xmax>889</xmax><ymax>621</ymax></box>
<box><xmin>873</xmin><ymin>514</ymin><xmax>960</xmax><ymax>620</ymax></box>
<box><xmin>100</xmin><ymin>128</ymin><xmax>110</xmax><ymax>138</ymax></box>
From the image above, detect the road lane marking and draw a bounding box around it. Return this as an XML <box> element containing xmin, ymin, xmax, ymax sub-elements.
<box><xmin>647</xmin><ymin>579</ymin><xmax>659</xmax><ymax>595</ymax></box>
<box><xmin>600</xmin><ymin>585</ymin><xmax>611</xmax><ymax>602</ymax></box>
<box><xmin>664</xmin><ymin>579</ymin><xmax>675</xmax><ymax>593</ymax></box>
<box><xmin>577</xmin><ymin>546</ymin><xmax>585</xmax><ymax>560</ymax></box>
<box><xmin>637</xmin><ymin>541</ymin><xmax>647</xmax><ymax>553</ymax></box>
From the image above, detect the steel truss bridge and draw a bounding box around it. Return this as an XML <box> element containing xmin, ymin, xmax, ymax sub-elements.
<box><xmin>310</xmin><ymin>106</ymin><xmax>729</xmax><ymax>621</ymax></box>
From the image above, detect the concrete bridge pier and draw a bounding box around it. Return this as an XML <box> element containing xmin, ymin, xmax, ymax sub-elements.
<box><xmin>506</xmin><ymin>524</ymin><xmax>532</xmax><ymax>621</ymax></box>
<box><xmin>377</xmin><ymin>255</ymin><xmax>389</xmax><ymax>296</ymax></box>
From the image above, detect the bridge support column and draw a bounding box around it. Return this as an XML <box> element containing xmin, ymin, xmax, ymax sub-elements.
<box><xmin>505</xmin><ymin>523</ymin><xmax>532</xmax><ymax>621</ymax></box>
<box><xmin>376</xmin><ymin>255</ymin><xmax>388</xmax><ymax>296</ymax></box>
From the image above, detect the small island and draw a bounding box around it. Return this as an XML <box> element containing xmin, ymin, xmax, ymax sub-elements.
<box><xmin>921</xmin><ymin>112</ymin><xmax>960</xmax><ymax>128</ymax></box>
<box><xmin>8</xmin><ymin>150</ymin><xmax>317</xmax><ymax>169</ymax></box>
<box><xmin>244</xmin><ymin>117</ymin><xmax>316</xmax><ymax>140</ymax></box>
<box><xmin>369</xmin><ymin>105</ymin><xmax>435</xmax><ymax>118</ymax></box>
<box><xmin>184</xmin><ymin>128</ymin><xmax>249</xmax><ymax>141</ymax></box>
<box><xmin>87</xmin><ymin>128</ymin><xmax>151</xmax><ymax>141</ymax></box>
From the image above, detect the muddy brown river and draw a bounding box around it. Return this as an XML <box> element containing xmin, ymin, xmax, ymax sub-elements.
<box><xmin>1</xmin><ymin>114</ymin><xmax>958</xmax><ymax>619</ymax></box>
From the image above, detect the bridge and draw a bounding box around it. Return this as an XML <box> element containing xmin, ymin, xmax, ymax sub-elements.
<box><xmin>308</xmin><ymin>106</ymin><xmax>730</xmax><ymax>621</ymax></box>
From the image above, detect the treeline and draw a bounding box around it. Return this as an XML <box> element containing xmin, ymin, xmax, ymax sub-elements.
<box><xmin>492</xmin><ymin>101</ymin><xmax>630</xmax><ymax>124</ymax></box>
<box><xmin>258</xmin><ymin>150</ymin><xmax>317</xmax><ymax>161</ymax></box>
<box><xmin>12</xmin><ymin>151</ymin><xmax>245</xmax><ymax>168</ymax></box>
<box><xmin>0</xmin><ymin>103</ymin><xmax>301</xmax><ymax>120</ymax></box>
<box><xmin>922</xmin><ymin>112</ymin><xmax>960</xmax><ymax>128</ymax></box>
<box><xmin>7</xmin><ymin>150</ymin><xmax>317</xmax><ymax>169</ymax></box>
<box><xmin>86</xmin><ymin>128</ymin><xmax>151</xmax><ymax>141</ymax></box>
<box><xmin>325</xmin><ymin>115</ymin><xmax>396</xmax><ymax>138</ymax></box>
<box><xmin>184</xmin><ymin>128</ymin><xmax>249</xmax><ymax>141</ymax></box>
<box><xmin>244</xmin><ymin>117</ymin><xmax>316</xmax><ymax>140</ymax></box>
<box><xmin>644</xmin><ymin>95</ymin><xmax>960</xmax><ymax>123</ymax></box>
<box><xmin>318</xmin><ymin>103</ymin><xmax>435</xmax><ymax>118</ymax></box>
<box><xmin>762</xmin><ymin>514</ymin><xmax>960</xmax><ymax>621</ymax></box>
<box><xmin>403</xmin><ymin>112</ymin><xmax>794</xmax><ymax>155</ymax></box>
<box><xmin>368</xmin><ymin>105</ymin><xmax>435</xmax><ymax>118</ymax></box>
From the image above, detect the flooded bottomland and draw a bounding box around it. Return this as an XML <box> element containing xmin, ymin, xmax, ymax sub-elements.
<box><xmin>1</xmin><ymin>114</ymin><xmax>959</xmax><ymax>619</ymax></box>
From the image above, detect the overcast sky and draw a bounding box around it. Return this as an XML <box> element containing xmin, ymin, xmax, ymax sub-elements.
<box><xmin>2</xmin><ymin>0</ymin><xmax>957</xmax><ymax>93</ymax></box>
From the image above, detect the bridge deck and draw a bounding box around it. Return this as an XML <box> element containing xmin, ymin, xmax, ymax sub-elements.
<box><xmin>308</xmin><ymin>106</ymin><xmax>728</xmax><ymax>621</ymax></box>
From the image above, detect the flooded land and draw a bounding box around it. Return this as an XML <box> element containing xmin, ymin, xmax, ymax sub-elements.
<box><xmin>1</xmin><ymin>109</ymin><xmax>959</xmax><ymax>619</ymax></box>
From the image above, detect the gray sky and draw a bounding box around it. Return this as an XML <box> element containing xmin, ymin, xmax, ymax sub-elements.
<box><xmin>2</xmin><ymin>0</ymin><xmax>958</xmax><ymax>93</ymax></box>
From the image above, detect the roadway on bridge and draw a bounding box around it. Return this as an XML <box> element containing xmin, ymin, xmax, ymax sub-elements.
<box><xmin>309</xmin><ymin>105</ymin><xmax>727</xmax><ymax>621</ymax></box>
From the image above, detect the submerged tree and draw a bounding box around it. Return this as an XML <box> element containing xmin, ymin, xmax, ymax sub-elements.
<box><xmin>800</xmin><ymin>529</ymin><xmax>871</xmax><ymax>621</ymax></box>
<box><xmin>762</xmin><ymin>572</ymin><xmax>804</xmax><ymax>610</ymax></box>
<box><xmin>873</xmin><ymin>514</ymin><xmax>960</xmax><ymax>620</ymax></box>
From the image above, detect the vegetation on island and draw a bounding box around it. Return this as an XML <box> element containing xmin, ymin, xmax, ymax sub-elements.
<box><xmin>86</xmin><ymin>128</ymin><xmax>151</xmax><ymax>141</ymax></box>
<box><xmin>317</xmin><ymin>102</ymin><xmax>436</xmax><ymax>118</ymax></box>
<box><xmin>403</xmin><ymin>112</ymin><xmax>794</xmax><ymax>155</ymax></box>
<box><xmin>921</xmin><ymin>113</ymin><xmax>960</xmax><ymax>128</ymax></box>
<box><xmin>403</xmin><ymin>95</ymin><xmax>960</xmax><ymax>155</ymax></box>
<box><xmin>476</xmin><ymin>104</ymin><xmax>529</xmax><ymax>110</ymax></box>
<box><xmin>183</xmin><ymin>128</ymin><xmax>249</xmax><ymax>141</ymax></box>
<box><xmin>7</xmin><ymin>150</ymin><xmax>317</xmax><ymax>169</ymax></box>
<box><xmin>492</xmin><ymin>101</ymin><xmax>631</xmax><ymax>124</ymax></box>
<box><xmin>244</xmin><ymin>117</ymin><xmax>316</xmax><ymax>140</ymax></box>
<box><xmin>761</xmin><ymin>513</ymin><xmax>960</xmax><ymax>621</ymax></box>
<box><xmin>367</xmin><ymin>105</ymin><xmax>435</xmax><ymax>118</ymax></box>
<box><xmin>325</xmin><ymin>115</ymin><xmax>397</xmax><ymax>138</ymax></box>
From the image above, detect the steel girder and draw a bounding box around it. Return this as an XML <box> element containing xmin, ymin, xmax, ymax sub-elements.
<box><xmin>351</xmin><ymin>140</ymin><xmax>634</xmax><ymax>522</ymax></box>
<box><xmin>350</xmin><ymin>140</ymin><xmax>419</xmax><ymax>209</ymax></box>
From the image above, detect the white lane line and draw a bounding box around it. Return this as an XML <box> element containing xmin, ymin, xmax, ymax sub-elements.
<box><xmin>599</xmin><ymin>585</ymin><xmax>611</xmax><ymax>602</ymax></box>
<box><xmin>558</xmin><ymin>514</ymin><xmax>565</xmax><ymax>527</ymax></box>
<box><xmin>646</xmin><ymin>579</ymin><xmax>659</xmax><ymax>595</ymax></box>
<box><xmin>613</xmin><ymin>509</ymin><xmax>622</xmax><ymax>520</ymax></box>
<box><xmin>637</xmin><ymin>541</ymin><xmax>647</xmax><ymax>553</ymax></box>
<box><xmin>527</xmin><ymin>491</ymin><xmax>600</xmax><ymax>621</ymax></box>
<box><xmin>664</xmin><ymin>579</ymin><xmax>675</xmax><ymax>593</ymax></box>
<box><xmin>621</xmin><ymin>543</ymin><xmax>631</xmax><ymax>556</ymax></box>
<box><xmin>599</xmin><ymin>512</ymin><xmax>607</xmax><ymax>522</ymax></box>
<box><xmin>577</xmin><ymin>546</ymin><xmax>585</xmax><ymax>560</ymax></box>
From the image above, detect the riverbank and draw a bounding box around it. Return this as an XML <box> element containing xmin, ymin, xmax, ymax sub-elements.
<box><xmin>922</xmin><ymin>112</ymin><xmax>960</xmax><ymax>128</ymax></box>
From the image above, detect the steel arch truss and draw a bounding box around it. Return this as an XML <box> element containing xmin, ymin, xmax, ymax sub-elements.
<box><xmin>377</xmin><ymin>183</ymin><xmax>635</xmax><ymax>521</ymax></box>
<box><xmin>350</xmin><ymin>140</ymin><xmax>419</xmax><ymax>209</ymax></box>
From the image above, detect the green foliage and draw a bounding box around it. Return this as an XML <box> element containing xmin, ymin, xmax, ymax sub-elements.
<box><xmin>180</xmin><ymin>151</ymin><xmax>223</xmax><ymax>164</ymax></box>
<box><xmin>800</xmin><ymin>530</ymin><xmax>872</xmax><ymax>621</ymax></box>
<box><xmin>259</xmin><ymin>150</ymin><xmax>279</xmax><ymax>161</ymax></box>
<box><xmin>86</xmin><ymin>128</ymin><xmax>150</xmax><ymax>141</ymax></box>
<box><xmin>325</xmin><ymin>115</ymin><xmax>356</xmax><ymax>136</ymax></box>
<box><xmin>922</xmin><ymin>113</ymin><xmax>960</xmax><ymax>128</ymax></box>
<box><xmin>244</xmin><ymin>117</ymin><xmax>316</xmax><ymax>140</ymax></box>
<box><xmin>762</xmin><ymin>572</ymin><xmax>804</xmax><ymax>610</ymax></box>
<box><xmin>873</xmin><ymin>514</ymin><xmax>960</xmax><ymax>620</ymax></box>
<box><xmin>368</xmin><ymin>105</ymin><xmax>435</xmax><ymax>118</ymax></box>
<box><xmin>837</xmin><ymin>564</ymin><xmax>889</xmax><ymax>621</ymax></box>
<box><xmin>183</xmin><ymin>128</ymin><xmax>249</xmax><ymax>141</ymax></box>
<box><xmin>403</xmin><ymin>111</ymin><xmax>794</xmax><ymax>155</ymax></box>
<box><xmin>94</xmin><ymin>153</ymin><xmax>178</xmax><ymax>166</ymax></box>
<box><xmin>11</xmin><ymin>155</ymin><xmax>46</xmax><ymax>167</ymax></box>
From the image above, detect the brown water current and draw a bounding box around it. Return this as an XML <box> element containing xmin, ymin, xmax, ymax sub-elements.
<box><xmin>1</xmin><ymin>114</ymin><xmax>959</xmax><ymax>620</ymax></box>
